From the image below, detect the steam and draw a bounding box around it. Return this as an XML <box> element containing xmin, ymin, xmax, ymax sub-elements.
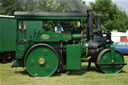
<box><xmin>16</xmin><ymin>0</ymin><xmax>91</xmax><ymax>14</ymax></box>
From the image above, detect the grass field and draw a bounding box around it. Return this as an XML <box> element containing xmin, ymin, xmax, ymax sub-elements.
<box><xmin>0</xmin><ymin>56</ymin><xmax>128</xmax><ymax>85</ymax></box>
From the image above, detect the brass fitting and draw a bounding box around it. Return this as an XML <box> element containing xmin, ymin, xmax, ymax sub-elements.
<box><xmin>38</xmin><ymin>58</ymin><xmax>45</xmax><ymax>65</ymax></box>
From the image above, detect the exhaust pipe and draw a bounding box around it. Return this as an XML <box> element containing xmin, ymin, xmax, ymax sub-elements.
<box><xmin>87</xmin><ymin>10</ymin><xmax>102</xmax><ymax>56</ymax></box>
<box><xmin>96</xmin><ymin>14</ymin><xmax>101</xmax><ymax>32</ymax></box>
<box><xmin>87</xmin><ymin>10</ymin><xmax>94</xmax><ymax>41</ymax></box>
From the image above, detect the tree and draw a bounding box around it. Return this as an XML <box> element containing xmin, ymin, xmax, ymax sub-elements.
<box><xmin>36</xmin><ymin>0</ymin><xmax>87</xmax><ymax>31</ymax></box>
<box><xmin>0</xmin><ymin>0</ymin><xmax>39</xmax><ymax>15</ymax></box>
<box><xmin>0</xmin><ymin>0</ymin><xmax>85</xmax><ymax>14</ymax></box>
<box><xmin>90</xmin><ymin>0</ymin><xmax>128</xmax><ymax>32</ymax></box>
<box><xmin>0</xmin><ymin>0</ymin><xmax>87</xmax><ymax>31</ymax></box>
<box><xmin>0</xmin><ymin>0</ymin><xmax>23</xmax><ymax>15</ymax></box>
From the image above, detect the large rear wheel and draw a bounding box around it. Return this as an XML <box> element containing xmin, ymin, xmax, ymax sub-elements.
<box><xmin>25</xmin><ymin>44</ymin><xmax>58</xmax><ymax>77</ymax></box>
<box><xmin>96</xmin><ymin>49</ymin><xmax>125</xmax><ymax>74</ymax></box>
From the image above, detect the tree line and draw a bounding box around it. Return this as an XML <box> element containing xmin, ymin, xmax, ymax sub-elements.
<box><xmin>0</xmin><ymin>0</ymin><xmax>128</xmax><ymax>32</ymax></box>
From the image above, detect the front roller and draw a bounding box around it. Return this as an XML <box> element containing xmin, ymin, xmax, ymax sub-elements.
<box><xmin>24</xmin><ymin>44</ymin><xmax>58</xmax><ymax>77</ymax></box>
<box><xmin>96</xmin><ymin>49</ymin><xmax>126</xmax><ymax>74</ymax></box>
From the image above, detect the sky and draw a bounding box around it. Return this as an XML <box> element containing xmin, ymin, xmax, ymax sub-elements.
<box><xmin>83</xmin><ymin>0</ymin><xmax>128</xmax><ymax>15</ymax></box>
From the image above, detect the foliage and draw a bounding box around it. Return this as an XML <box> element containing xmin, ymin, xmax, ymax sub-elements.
<box><xmin>90</xmin><ymin>0</ymin><xmax>128</xmax><ymax>32</ymax></box>
<box><xmin>36</xmin><ymin>0</ymin><xmax>87</xmax><ymax>32</ymax></box>
<box><xmin>36</xmin><ymin>0</ymin><xmax>73</xmax><ymax>12</ymax></box>
<box><xmin>1</xmin><ymin>0</ymin><xmax>127</xmax><ymax>32</ymax></box>
<box><xmin>0</xmin><ymin>0</ymin><xmax>85</xmax><ymax>14</ymax></box>
<box><xmin>0</xmin><ymin>0</ymin><xmax>87</xmax><ymax>32</ymax></box>
<box><xmin>0</xmin><ymin>0</ymin><xmax>23</xmax><ymax>15</ymax></box>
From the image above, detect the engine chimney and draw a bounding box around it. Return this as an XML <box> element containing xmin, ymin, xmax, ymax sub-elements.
<box><xmin>96</xmin><ymin>14</ymin><xmax>101</xmax><ymax>32</ymax></box>
<box><xmin>87</xmin><ymin>10</ymin><xmax>94</xmax><ymax>41</ymax></box>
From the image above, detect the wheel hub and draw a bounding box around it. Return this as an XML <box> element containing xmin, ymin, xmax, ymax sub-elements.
<box><xmin>38</xmin><ymin>58</ymin><xmax>45</xmax><ymax>65</ymax></box>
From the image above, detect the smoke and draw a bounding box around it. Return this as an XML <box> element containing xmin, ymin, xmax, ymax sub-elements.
<box><xmin>16</xmin><ymin>0</ymin><xmax>91</xmax><ymax>14</ymax></box>
<box><xmin>70</xmin><ymin>0</ymin><xmax>91</xmax><ymax>13</ymax></box>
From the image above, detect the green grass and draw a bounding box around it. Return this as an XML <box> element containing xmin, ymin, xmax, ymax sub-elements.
<box><xmin>0</xmin><ymin>56</ymin><xmax>128</xmax><ymax>85</ymax></box>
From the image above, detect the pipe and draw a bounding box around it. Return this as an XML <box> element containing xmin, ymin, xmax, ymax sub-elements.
<box><xmin>96</xmin><ymin>14</ymin><xmax>101</xmax><ymax>32</ymax></box>
<box><xmin>87</xmin><ymin>10</ymin><xmax>94</xmax><ymax>41</ymax></box>
<box><xmin>72</xmin><ymin>34</ymin><xmax>86</xmax><ymax>39</ymax></box>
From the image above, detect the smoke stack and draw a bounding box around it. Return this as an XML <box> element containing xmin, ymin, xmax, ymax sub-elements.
<box><xmin>96</xmin><ymin>14</ymin><xmax>101</xmax><ymax>32</ymax></box>
<box><xmin>87</xmin><ymin>10</ymin><xmax>94</xmax><ymax>41</ymax></box>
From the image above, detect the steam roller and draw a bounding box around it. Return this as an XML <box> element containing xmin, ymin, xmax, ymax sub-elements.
<box><xmin>12</xmin><ymin>10</ymin><xmax>126</xmax><ymax>77</ymax></box>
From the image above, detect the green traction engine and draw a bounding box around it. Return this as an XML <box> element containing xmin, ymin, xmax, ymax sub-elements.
<box><xmin>12</xmin><ymin>10</ymin><xmax>126</xmax><ymax>77</ymax></box>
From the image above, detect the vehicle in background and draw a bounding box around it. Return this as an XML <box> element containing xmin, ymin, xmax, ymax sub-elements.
<box><xmin>0</xmin><ymin>15</ymin><xmax>16</xmax><ymax>63</ymax></box>
<box><xmin>113</xmin><ymin>42</ymin><xmax>128</xmax><ymax>54</ymax></box>
<box><xmin>111</xmin><ymin>31</ymin><xmax>128</xmax><ymax>42</ymax></box>
<box><xmin>112</xmin><ymin>31</ymin><xmax>128</xmax><ymax>55</ymax></box>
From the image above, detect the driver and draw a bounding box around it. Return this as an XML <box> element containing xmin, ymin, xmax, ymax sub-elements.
<box><xmin>55</xmin><ymin>23</ymin><xmax>64</xmax><ymax>33</ymax></box>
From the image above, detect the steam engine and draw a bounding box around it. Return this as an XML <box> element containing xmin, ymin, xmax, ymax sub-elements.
<box><xmin>12</xmin><ymin>10</ymin><xmax>126</xmax><ymax>77</ymax></box>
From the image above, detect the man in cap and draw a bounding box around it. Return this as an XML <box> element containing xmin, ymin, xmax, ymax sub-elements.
<box><xmin>55</xmin><ymin>23</ymin><xmax>64</xmax><ymax>33</ymax></box>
